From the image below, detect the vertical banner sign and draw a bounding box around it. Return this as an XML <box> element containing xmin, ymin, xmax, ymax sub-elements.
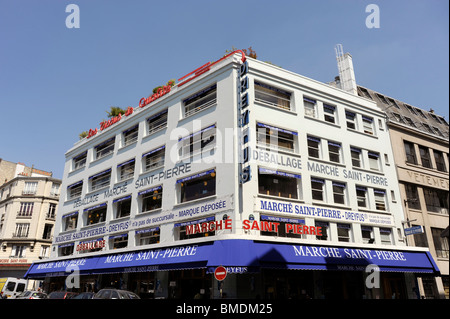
<box><xmin>238</xmin><ymin>60</ymin><xmax>251</xmax><ymax>183</ymax></box>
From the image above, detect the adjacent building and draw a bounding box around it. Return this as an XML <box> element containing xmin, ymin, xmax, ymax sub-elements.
<box><xmin>0</xmin><ymin>160</ymin><xmax>60</xmax><ymax>278</ymax></box>
<box><xmin>24</xmin><ymin>51</ymin><xmax>440</xmax><ymax>299</ymax></box>
<box><xmin>355</xmin><ymin>86</ymin><xmax>449</xmax><ymax>299</ymax></box>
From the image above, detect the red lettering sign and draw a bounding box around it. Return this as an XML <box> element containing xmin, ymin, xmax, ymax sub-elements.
<box><xmin>139</xmin><ymin>85</ymin><xmax>172</xmax><ymax>108</ymax></box>
<box><xmin>186</xmin><ymin>219</ymin><xmax>232</xmax><ymax>235</ymax></box>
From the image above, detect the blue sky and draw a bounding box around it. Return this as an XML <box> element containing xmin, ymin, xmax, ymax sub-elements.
<box><xmin>0</xmin><ymin>0</ymin><xmax>448</xmax><ymax>179</ymax></box>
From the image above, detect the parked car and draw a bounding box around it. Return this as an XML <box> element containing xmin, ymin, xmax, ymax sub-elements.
<box><xmin>72</xmin><ymin>292</ymin><xmax>95</xmax><ymax>299</ymax></box>
<box><xmin>47</xmin><ymin>291</ymin><xmax>78</xmax><ymax>299</ymax></box>
<box><xmin>93</xmin><ymin>289</ymin><xmax>140</xmax><ymax>299</ymax></box>
<box><xmin>15</xmin><ymin>290</ymin><xmax>47</xmax><ymax>299</ymax></box>
<box><xmin>0</xmin><ymin>277</ymin><xmax>27</xmax><ymax>299</ymax></box>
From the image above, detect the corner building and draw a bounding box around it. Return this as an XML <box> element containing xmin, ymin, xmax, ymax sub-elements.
<box><xmin>25</xmin><ymin>52</ymin><xmax>439</xmax><ymax>299</ymax></box>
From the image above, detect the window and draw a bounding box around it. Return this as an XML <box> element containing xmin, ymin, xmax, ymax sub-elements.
<box><xmin>419</xmin><ymin>146</ymin><xmax>432</xmax><ymax>168</ymax></box>
<box><xmin>85</xmin><ymin>204</ymin><xmax>107</xmax><ymax>225</ymax></box>
<box><xmin>404</xmin><ymin>183</ymin><xmax>421</xmax><ymax>210</ymax></box>
<box><xmin>311</xmin><ymin>178</ymin><xmax>325</xmax><ymax>201</ymax></box>
<box><xmin>368</xmin><ymin>152</ymin><xmax>380</xmax><ymax>171</ymax></box>
<box><xmin>362</xmin><ymin>226</ymin><xmax>374</xmax><ymax>244</ymax></box>
<box><xmin>392</xmin><ymin>112</ymin><xmax>406</xmax><ymax>124</ymax></box>
<box><xmin>95</xmin><ymin>138</ymin><xmax>115</xmax><ymax>160</ymax></box>
<box><xmin>178</xmin><ymin>170</ymin><xmax>216</xmax><ymax>203</ymax></box>
<box><xmin>42</xmin><ymin>224</ymin><xmax>52</xmax><ymax>239</ymax></box>
<box><xmin>184</xmin><ymin>84</ymin><xmax>217</xmax><ymax>117</ymax></box>
<box><xmin>139</xmin><ymin>186</ymin><xmax>162</xmax><ymax>213</ymax></box>
<box><xmin>117</xmin><ymin>159</ymin><xmax>135</xmax><ymax>181</ymax></box>
<box><xmin>356</xmin><ymin>186</ymin><xmax>368</xmax><ymax>208</ymax></box>
<box><xmin>256</xmin><ymin>123</ymin><xmax>296</xmax><ymax>152</ymax></box>
<box><xmin>11</xmin><ymin>245</ymin><xmax>26</xmax><ymax>258</ymax></box>
<box><xmin>434</xmin><ymin>150</ymin><xmax>447</xmax><ymax>172</ymax></box>
<box><xmin>142</xmin><ymin>146</ymin><xmax>165</xmax><ymax>172</ymax></box>
<box><xmin>73</xmin><ymin>152</ymin><xmax>87</xmax><ymax>170</ymax></box>
<box><xmin>111</xmin><ymin>234</ymin><xmax>128</xmax><ymax>249</ymax></box>
<box><xmin>423</xmin><ymin>187</ymin><xmax>449</xmax><ymax>215</ymax></box>
<box><xmin>60</xmin><ymin>244</ymin><xmax>74</xmax><ymax>256</ymax></box>
<box><xmin>123</xmin><ymin>125</ymin><xmax>138</xmax><ymax>146</ymax></box>
<box><xmin>178</xmin><ymin>217</ymin><xmax>217</xmax><ymax>240</ymax></box>
<box><xmin>337</xmin><ymin>223</ymin><xmax>351</xmax><ymax>242</ymax></box>
<box><xmin>404</xmin><ymin>104</ymin><xmax>418</xmax><ymax>116</ymax></box>
<box><xmin>14</xmin><ymin>223</ymin><xmax>30</xmax><ymax>238</ymax></box>
<box><xmin>114</xmin><ymin>196</ymin><xmax>131</xmax><ymax>219</ymax></box>
<box><xmin>307</xmin><ymin>136</ymin><xmax>320</xmax><ymax>158</ymax></box>
<box><xmin>328</xmin><ymin>141</ymin><xmax>341</xmax><ymax>163</ymax></box>
<box><xmin>23</xmin><ymin>182</ymin><xmax>38</xmax><ymax>195</ymax></box>
<box><xmin>416</xmin><ymin>108</ymin><xmax>427</xmax><ymax>119</ymax></box>
<box><xmin>374</xmin><ymin>189</ymin><xmax>387</xmax><ymax>211</ymax></box>
<box><xmin>362</xmin><ymin>116</ymin><xmax>374</xmax><ymax>135</ymax></box>
<box><xmin>147</xmin><ymin>109</ymin><xmax>168</xmax><ymax>135</ymax></box>
<box><xmin>432</xmin><ymin>126</ymin><xmax>444</xmax><ymax>137</ymax></box>
<box><xmin>63</xmin><ymin>212</ymin><xmax>78</xmax><ymax>231</ymax></box>
<box><xmin>258</xmin><ymin>168</ymin><xmax>300</xmax><ymax>199</ymax></box>
<box><xmin>345</xmin><ymin>111</ymin><xmax>356</xmax><ymax>129</ymax></box>
<box><xmin>323</xmin><ymin>104</ymin><xmax>336</xmax><ymax>123</ymax></box>
<box><xmin>421</xmin><ymin>123</ymin><xmax>435</xmax><ymax>134</ymax></box>
<box><xmin>18</xmin><ymin>202</ymin><xmax>33</xmax><ymax>217</ymax></box>
<box><xmin>380</xmin><ymin>228</ymin><xmax>392</xmax><ymax>245</ymax></box>
<box><xmin>315</xmin><ymin>221</ymin><xmax>329</xmax><ymax>241</ymax></box>
<box><xmin>136</xmin><ymin>227</ymin><xmax>160</xmax><ymax>246</ymax></box>
<box><xmin>404</xmin><ymin>141</ymin><xmax>417</xmax><ymax>164</ymax></box>
<box><xmin>303</xmin><ymin>97</ymin><xmax>317</xmax><ymax>117</ymax></box>
<box><xmin>404</xmin><ymin>116</ymin><xmax>417</xmax><ymax>128</ymax></box>
<box><xmin>332</xmin><ymin>182</ymin><xmax>346</xmax><ymax>205</ymax></box>
<box><xmin>67</xmin><ymin>181</ymin><xmax>83</xmax><ymax>200</ymax></box>
<box><xmin>89</xmin><ymin>169</ymin><xmax>111</xmax><ymax>191</ymax></box>
<box><xmin>260</xmin><ymin>215</ymin><xmax>304</xmax><ymax>239</ymax></box>
<box><xmin>47</xmin><ymin>203</ymin><xmax>57</xmax><ymax>219</ymax></box>
<box><xmin>431</xmin><ymin>228</ymin><xmax>449</xmax><ymax>258</ymax></box>
<box><xmin>255</xmin><ymin>81</ymin><xmax>291</xmax><ymax>111</ymax></box>
<box><xmin>179</xmin><ymin>125</ymin><xmax>216</xmax><ymax>159</ymax></box>
<box><xmin>50</xmin><ymin>183</ymin><xmax>60</xmax><ymax>196</ymax></box>
<box><xmin>351</xmin><ymin>147</ymin><xmax>362</xmax><ymax>168</ymax></box>
<box><xmin>412</xmin><ymin>225</ymin><xmax>427</xmax><ymax>248</ymax></box>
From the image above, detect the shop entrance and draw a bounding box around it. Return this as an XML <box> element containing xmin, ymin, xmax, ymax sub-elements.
<box><xmin>262</xmin><ymin>269</ymin><xmax>314</xmax><ymax>299</ymax></box>
<box><xmin>382</xmin><ymin>273</ymin><xmax>407</xmax><ymax>299</ymax></box>
<box><xmin>169</xmin><ymin>269</ymin><xmax>212</xmax><ymax>299</ymax></box>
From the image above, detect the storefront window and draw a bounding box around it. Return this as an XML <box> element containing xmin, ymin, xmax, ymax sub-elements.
<box><xmin>315</xmin><ymin>221</ymin><xmax>329</xmax><ymax>241</ymax></box>
<box><xmin>139</xmin><ymin>186</ymin><xmax>163</xmax><ymax>213</ymax></box>
<box><xmin>114</xmin><ymin>196</ymin><xmax>131</xmax><ymax>218</ymax></box>
<box><xmin>256</xmin><ymin>123</ymin><xmax>296</xmax><ymax>152</ymax></box>
<box><xmin>143</xmin><ymin>146</ymin><xmax>165</xmax><ymax>172</ymax></box>
<box><xmin>85</xmin><ymin>204</ymin><xmax>107</xmax><ymax>225</ymax></box>
<box><xmin>361</xmin><ymin>226</ymin><xmax>374</xmax><ymax>244</ymax></box>
<box><xmin>111</xmin><ymin>234</ymin><xmax>128</xmax><ymax>249</ymax></box>
<box><xmin>380</xmin><ymin>228</ymin><xmax>392</xmax><ymax>245</ymax></box>
<box><xmin>337</xmin><ymin>223</ymin><xmax>352</xmax><ymax>242</ymax></box>
<box><xmin>255</xmin><ymin>81</ymin><xmax>291</xmax><ymax>111</ymax></box>
<box><xmin>136</xmin><ymin>227</ymin><xmax>160</xmax><ymax>246</ymax></box>
<box><xmin>260</xmin><ymin>215</ymin><xmax>304</xmax><ymax>239</ymax></box>
<box><xmin>258</xmin><ymin>168</ymin><xmax>300</xmax><ymax>199</ymax></box>
<box><xmin>178</xmin><ymin>170</ymin><xmax>216</xmax><ymax>203</ymax></box>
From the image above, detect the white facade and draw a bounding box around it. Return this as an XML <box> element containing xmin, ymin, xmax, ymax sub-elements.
<box><xmin>46</xmin><ymin>53</ymin><xmax>415</xmax><ymax>260</ymax></box>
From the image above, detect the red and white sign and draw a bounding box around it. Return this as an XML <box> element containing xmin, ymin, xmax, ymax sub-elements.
<box><xmin>214</xmin><ymin>266</ymin><xmax>227</xmax><ymax>281</ymax></box>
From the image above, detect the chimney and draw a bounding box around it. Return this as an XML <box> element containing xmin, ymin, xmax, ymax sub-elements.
<box><xmin>335</xmin><ymin>44</ymin><xmax>357</xmax><ymax>95</ymax></box>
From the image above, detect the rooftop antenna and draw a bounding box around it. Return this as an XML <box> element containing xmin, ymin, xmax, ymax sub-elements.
<box><xmin>335</xmin><ymin>44</ymin><xmax>357</xmax><ymax>95</ymax></box>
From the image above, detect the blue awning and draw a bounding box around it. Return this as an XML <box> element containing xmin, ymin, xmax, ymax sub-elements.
<box><xmin>24</xmin><ymin>240</ymin><xmax>440</xmax><ymax>278</ymax></box>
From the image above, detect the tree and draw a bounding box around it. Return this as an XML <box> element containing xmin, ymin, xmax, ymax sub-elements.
<box><xmin>79</xmin><ymin>131</ymin><xmax>88</xmax><ymax>139</ymax></box>
<box><xmin>106</xmin><ymin>106</ymin><xmax>127</xmax><ymax>118</ymax></box>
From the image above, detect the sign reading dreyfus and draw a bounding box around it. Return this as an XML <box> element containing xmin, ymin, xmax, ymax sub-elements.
<box><xmin>255</xmin><ymin>198</ymin><xmax>394</xmax><ymax>226</ymax></box>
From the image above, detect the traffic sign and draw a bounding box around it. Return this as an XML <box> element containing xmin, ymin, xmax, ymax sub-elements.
<box><xmin>404</xmin><ymin>225</ymin><xmax>424</xmax><ymax>236</ymax></box>
<box><xmin>214</xmin><ymin>266</ymin><xmax>227</xmax><ymax>281</ymax></box>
